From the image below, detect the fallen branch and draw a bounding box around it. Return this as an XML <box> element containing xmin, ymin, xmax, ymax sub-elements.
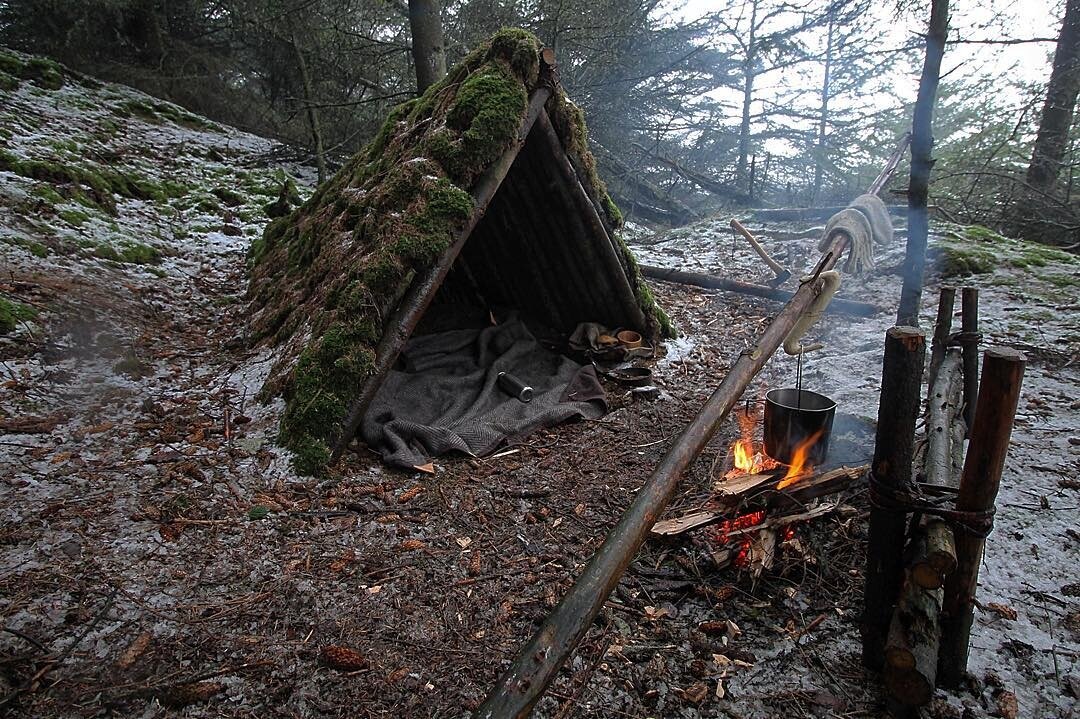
<box><xmin>640</xmin><ymin>265</ymin><xmax>879</xmax><ymax>317</ymax></box>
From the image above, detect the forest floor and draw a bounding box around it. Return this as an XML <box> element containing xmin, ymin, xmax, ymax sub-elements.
<box><xmin>1</xmin><ymin>53</ymin><xmax>1079</xmax><ymax>718</ymax></box>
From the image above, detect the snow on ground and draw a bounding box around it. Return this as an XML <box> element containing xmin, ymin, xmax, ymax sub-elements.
<box><xmin>1</xmin><ymin>47</ymin><xmax>1077</xmax><ymax>718</ymax></box>
<box><xmin>634</xmin><ymin>212</ymin><xmax>1080</xmax><ymax>717</ymax></box>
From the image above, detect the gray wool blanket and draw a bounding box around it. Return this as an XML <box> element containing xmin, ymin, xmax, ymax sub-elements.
<box><xmin>362</xmin><ymin>318</ymin><xmax>606</xmax><ymax>471</ymax></box>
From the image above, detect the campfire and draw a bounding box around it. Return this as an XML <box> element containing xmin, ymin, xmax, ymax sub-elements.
<box><xmin>651</xmin><ymin>402</ymin><xmax>866</xmax><ymax>575</ymax></box>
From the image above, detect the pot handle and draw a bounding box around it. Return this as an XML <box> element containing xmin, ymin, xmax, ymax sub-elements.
<box><xmin>783</xmin><ymin>270</ymin><xmax>841</xmax><ymax>355</ymax></box>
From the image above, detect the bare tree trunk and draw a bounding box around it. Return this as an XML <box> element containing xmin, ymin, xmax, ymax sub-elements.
<box><xmin>897</xmin><ymin>0</ymin><xmax>949</xmax><ymax>327</ymax></box>
<box><xmin>736</xmin><ymin>0</ymin><xmax>759</xmax><ymax>193</ymax></box>
<box><xmin>292</xmin><ymin>34</ymin><xmax>328</xmax><ymax>184</ymax></box>
<box><xmin>811</xmin><ymin>8</ymin><xmax>835</xmax><ymax>204</ymax></box>
<box><xmin>1026</xmin><ymin>0</ymin><xmax>1080</xmax><ymax>192</ymax></box>
<box><xmin>408</xmin><ymin>0</ymin><xmax>446</xmax><ymax>93</ymax></box>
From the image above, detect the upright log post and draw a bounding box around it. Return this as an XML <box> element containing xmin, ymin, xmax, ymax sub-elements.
<box><xmin>926</xmin><ymin>286</ymin><xmax>956</xmax><ymax>394</ymax></box>
<box><xmin>960</xmin><ymin>287</ymin><xmax>979</xmax><ymax>436</ymax></box>
<box><xmin>938</xmin><ymin>347</ymin><xmax>1026</xmax><ymax>686</ymax></box>
<box><xmin>862</xmin><ymin>326</ymin><xmax>926</xmax><ymax>670</ymax></box>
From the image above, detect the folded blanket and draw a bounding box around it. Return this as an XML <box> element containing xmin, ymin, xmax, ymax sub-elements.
<box><xmin>362</xmin><ymin>318</ymin><xmax>606</xmax><ymax>471</ymax></box>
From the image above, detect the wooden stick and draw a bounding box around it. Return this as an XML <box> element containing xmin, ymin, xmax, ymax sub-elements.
<box><xmin>473</xmin><ymin>234</ymin><xmax>852</xmax><ymax>719</ymax></box>
<box><xmin>730</xmin><ymin>218</ymin><xmax>790</xmax><ymax>279</ymax></box>
<box><xmin>640</xmin><ymin>265</ymin><xmax>879</xmax><ymax>317</ymax></box>
<box><xmin>649</xmin><ymin>465</ymin><xmax>867</xmax><ymax>537</ymax></box>
<box><xmin>869</xmin><ymin>132</ymin><xmax>913</xmax><ymax>197</ymax></box>
<box><xmin>885</xmin><ymin>576</ymin><xmax>942</xmax><ymax>707</ymax></box>
<box><xmin>960</xmin><ymin>287</ymin><xmax>979</xmax><ymax>437</ymax></box>
<box><xmin>862</xmin><ymin>326</ymin><xmax>925</xmax><ymax>671</ymax></box>
<box><xmin>926</xmin><ymin>286</ymin><xmax>956</xmax><ymax>395</ymax></box>
<box><xmin>938</xmin><ymin>347</ymin><xmax>1026</xmax><ymax>687</ymax></box>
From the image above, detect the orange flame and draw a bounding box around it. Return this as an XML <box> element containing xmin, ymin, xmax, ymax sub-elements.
<box><xmin>775</xmin><ymin>429</ymin><xmax>824</xmax><ymax>490</ymax></box>
<box><xmin>724</xmin><ymin>407</ymin><xmax>779</xmax><ymax>480</ymax></box>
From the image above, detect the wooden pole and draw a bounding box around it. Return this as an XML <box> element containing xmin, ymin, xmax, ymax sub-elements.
<box><xmin>926</xmin><ymin>286</ymin><xmax>956</xmax><ymax>395</ymax></box>
<box><xmin>938</xmin><ymin>347</ymin><xmax>1026</xmax><ymax>686</ymax></box>
<box><xmin>960</xmin><ymin>287</ymin><xmax>979</xmax><ymax>436</ymax></box>
<box><xmin>869</xmin><ymin>132</ymin><xmax>912</xmax><ymax>197</ymax></box>
<box><xmin>862</xmin><ymin>326</ymin><xmax>925</xmax><ymax>671</ymax></box>
<box><xmin>640</xmin><ymin>265</ymin><xmax>879</xmax><ymax>317</ymax></box>
<box><xmin>475</xmin><ymin>237</ymin><xmax>850</xmax><ymax>719</ymax></box>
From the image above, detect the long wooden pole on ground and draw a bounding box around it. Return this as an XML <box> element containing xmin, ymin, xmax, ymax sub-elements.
<box><xmin>475</xmin><ymin>237</ymin><xmax>850</xmax><ymax>718</ymax></box>
<box><xmin>862</xmin><ymin>326</ymin><xmax>926</xmax><ymax>670</ymax></box>
<box><xmin>938</xmin><ymin>347</ymin><xmax>1026</xmax><ymax>686</ymax></box>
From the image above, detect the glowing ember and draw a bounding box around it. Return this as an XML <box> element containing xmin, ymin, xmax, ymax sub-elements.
<box><xmin>709</xmin><ymin>509</ymin><xmax>767</xmax><ymax>545</ymax></box>
<box><xmin>775</xmin><ymin>428</ymin><xmax>824</xmax><ymax>490</ymax></box>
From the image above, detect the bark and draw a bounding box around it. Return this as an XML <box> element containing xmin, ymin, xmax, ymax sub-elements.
<box><xmin>408</xmin><ymin>0</ymin><xmax>447</xmax><ymax>93</ymax></box>
<box><xmin>811</xmin><ymin>9</ymin><xmax>836</xmax><ymax>204</ymax></box>
<box><xmin>1026</xmin><ymin>0</ymin><xmax>1080</xmax><ymax>192</ymax></box>
<box><xmin>862</xmin><ymin>326</ymin><xmax>926</xmax><ymax>670</ymax></box>
<box><xmin>897</xmin><ymin>0</ymin><xmax>949</xmax><ymax>327</ymax></box>
<box><xmin>736</xmin><ymin>0</ymin><xmax>759</xmax><ymax>193</ymax></box>
<box><xmin>885</xmin><ymin>577</ymin><xmax>943</xmax><ymax>707</ymax></box>
<box><xmin>292</xmin><ymin>34</ymin><xmax>328</xmax><ymax>184</ymax></box>
<box><xmin>939</xmin><ymin>348</ymin><xmax>1026</xmax><ymax>687</ymax></box>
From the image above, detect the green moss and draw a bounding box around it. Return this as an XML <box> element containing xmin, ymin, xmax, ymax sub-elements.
<box><xmin>934</xmin><ymin>245</ymin><xmax>997</xmax><ymax>277</ymax></box>
<box><xmin>23</xmin><ymin>57</ymin><xmax>63</xmax><ymax>90</ymax></box>
<box><xmin>248</xmin><ymin>28</ymin><xmax>670</xmax><ymax>475</ymax></box>
<box><xmin>0</xmin><ymin>296</ymin><xmax>37</xmax><ymax>334</ymax></box>
<box><xmin>213</xmin><ymin>186</ymin><xmax>245</xmax><ymax>207</ymax></box>
<box><xmin>0</xmin><ymin>71</ymin><xmax>17</xmax><ymax>92</ymax></box>
<box><xmin>113</xmin><ymin>353</ymin><xmax>150</xmax><ymax>378</ymax></box>
<box><xmin>92</xmin><ymin>244</ymin><xmax>122</xmax><ymax>262</ymax></box>
<box><xmin>29</xmin><ymin>184</ymin><xmax>64</xmax><ymax>204</ymax></box>
<box><xmin>119</xmin><ymin>242</ymin><xmax>161</xmax><ymax>265</ymax></box>
<box><xmin>58</xmin><ymin>208</ymin><xmax>90</xmax><ymax>226</ymax></box>
<box><xmin>444</xmin><ymin>65</ymin><xmax>527</xmax><ymax>182</ymax></box>
<box><xmin>0</xmin><ymin>51</ymin><xmax>20</xmax><ymax>76</ymax></box>
<box><xmin>114</xmin><ymin>99</ymin><xmax>159</xmax><ymax>122</ymax></box>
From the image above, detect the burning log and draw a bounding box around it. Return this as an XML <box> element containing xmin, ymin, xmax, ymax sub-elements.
<box><xmin>862</xmin><ymin>326</ymin><xmax>925</xmax><ymax>671</ymax></box>
<box><xmin>649</xmin><ymin>465</ymin><xmax>867</xmax><ymax>537</ymax></box>
<box><xmin>939</xmin><ymin>347</ymin><xmax>1026</xmax><ymax>687</ymax></box>
<box><xmin>884</xmin><ymin>576</ymin><xmax>943</xmax><ymax>708</ymax></box>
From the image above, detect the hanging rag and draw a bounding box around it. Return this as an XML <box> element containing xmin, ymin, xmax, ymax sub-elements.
<box><xmin>818</xmin><ymin>193</ymin><xmax>894</xmax><ymax>275</ymax></box>
<box><xmin>783</xmin><ymin>270</ymin><xmax>841</xmax><ymax>355</ymax></box>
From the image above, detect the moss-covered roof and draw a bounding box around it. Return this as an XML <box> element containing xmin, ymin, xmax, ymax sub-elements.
<box><xmin>246</xmin><ymin>28</ymin><xmax>669</xmax><ymax>475</ymax></box>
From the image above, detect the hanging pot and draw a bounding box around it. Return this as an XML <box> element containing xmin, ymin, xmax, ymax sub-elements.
<box><xmin>763</xmin><ymin>388</ymin><xmax>836</xmax><ymax>466</ymax></box>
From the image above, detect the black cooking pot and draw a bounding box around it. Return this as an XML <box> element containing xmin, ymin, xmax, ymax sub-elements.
<box><xmin>763</xmin><ymin>388</ymin><xmax>836</xmax><ymax>466</ymax></box>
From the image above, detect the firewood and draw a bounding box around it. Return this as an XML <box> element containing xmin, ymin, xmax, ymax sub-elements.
<box><xmin>884</xmin><ymin>576</ymin><xmax>942</xmax><ymax>707</ymax></box>
<box><xmin>910</xmin><ymin>519</ymin><xmax>957</xmax><ymax>590</ymax></box>
<box><xmin>649</xmin><ymin>466</ymin><xmax>865</xmax><ymax>537</ymax></box>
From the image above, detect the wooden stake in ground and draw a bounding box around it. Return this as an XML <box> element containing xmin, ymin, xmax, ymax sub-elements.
<box><xmin>862</xmin><ymin>326</ymin><xmax>925</xmax><ymax>671</ymax></box>
<box><xmin>926</xmin><ymin>286</ymin><xmax>956</xmax><ymax>394</ymax></box>
<box><xmin>960</xmin><ymin>287</ymin><xmax>980</xmax><ymax>436</ymax></box>
<box><xmin>938</xmin><ymin>347</ymin><xmax>1026</xmax><ymax>686</ymax></box>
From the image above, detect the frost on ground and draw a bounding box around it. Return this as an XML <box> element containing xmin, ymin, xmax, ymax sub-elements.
<box><xmin>1</xmin><ymin>52</ymin><xmax>1079</xmax><ymax>718</ymax></box>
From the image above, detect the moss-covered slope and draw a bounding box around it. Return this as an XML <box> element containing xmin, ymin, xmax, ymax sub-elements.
<box><xmin>247</xmin><ymin>28</ymin><xmax>669</xmax><ymax>475</ymax></box>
